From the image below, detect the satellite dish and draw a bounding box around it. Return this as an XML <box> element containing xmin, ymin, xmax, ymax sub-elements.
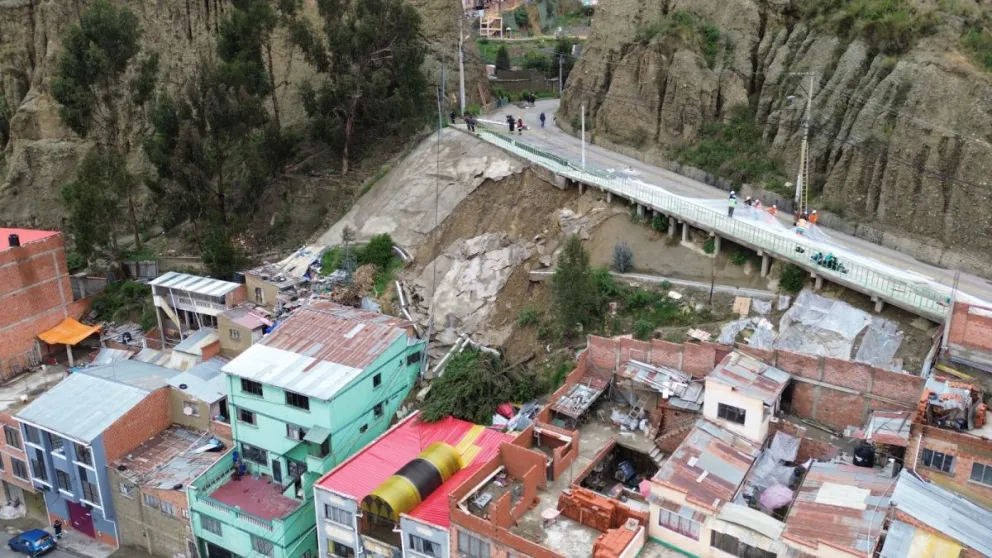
<box><xmin>183</xmin><ymin>406</ymin><xmax>194</xmax><ymax>416</ymax></box>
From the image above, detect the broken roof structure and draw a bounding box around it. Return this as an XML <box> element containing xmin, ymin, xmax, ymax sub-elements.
<box><xmin>652</xmin><ymin>419</ymin><xmax>762</xmax><ymax>511</ymax></box>
<box><xmin>16</xmin><ymin>373</ymin><xmax>151</xmax><ymax>443</ymax></box>
<box><xmin>150</xmin><ymin>271</ymin><xmax>242</xmax><ymax>298</ymax></box>
<box><xmin>707</xmin><ymin>352</ymin><xmax>791</xmax><ymax>405</ymax></box>
<box><xmin>244</xmin><ymin>262</ymin><xmax>307</xmax><ymax>289</ymax></box>
<box><xmin>619</xmin><ymin>360</ymin><xmax>704</xmax><ymax>411</ymax></box>
<box><xmin>223</xmin><ymin>301</ymin><xmax>414</xmax><ymax>400</ymax></box>
<box><xmin>114</xmin><ymin>425</ymin><xmax>226</xmax><ymax>490</ymax></box>
<box><xmin>219</xmin><ymin>305</ymin><xmax>272</xmax><ymax>330</ymax></box>
<box><xmin>886</xmin><ymin>470</ymin><xmax>992</xmax><ymax>557</ymax></box>
<box><xmin>782</xmin><ymin>462</ymin><xmax>896</xmax><ymax>556</ymax></box>
<box><xmin>847</xmin><ymin>410</ymin><xmax>911</xmax><ymax>447</ymax></box>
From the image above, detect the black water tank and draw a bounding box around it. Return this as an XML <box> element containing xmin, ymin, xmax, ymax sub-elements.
<box><xmin>853</xmin><ymin>441</ymin><xmax>875</xmax><ymax>468</ymax></box>
<box><xmin>7</xmin><ymin>233</ymin><xmax>20</xmax><ymax>248</ymax></box>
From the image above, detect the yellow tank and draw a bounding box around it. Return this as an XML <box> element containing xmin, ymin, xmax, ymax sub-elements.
<box><xmin>362</xmin><ymin>442</ymin><xmax>463</xmax><ymax>522</ymax></box>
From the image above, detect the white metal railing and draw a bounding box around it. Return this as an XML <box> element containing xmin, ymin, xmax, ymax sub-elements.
<box><xmin>474</xmin><ymin>127</ymin><xmax>951</xmax><ymax>320</ymax></box>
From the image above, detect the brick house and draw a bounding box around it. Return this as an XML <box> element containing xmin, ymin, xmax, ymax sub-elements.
<box><xmin>0</xmin><ymin>229</ymin><xmax>89</xmax><ymax>377</ymax></box>
<box><xmin>906</xmin><ymin>376</ymin><xmax>992</xmax><ymax>508</ymax></box>
<box><xmin>14</xmin><ymin>373</ymin><xmax>171</xmax><ymax>547</ymax></box>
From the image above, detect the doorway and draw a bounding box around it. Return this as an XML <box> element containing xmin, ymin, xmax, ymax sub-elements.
<box><xmin>67</xmin><ymin>501</ymin><xmax>95</xmax><ymax>537</ymax></box>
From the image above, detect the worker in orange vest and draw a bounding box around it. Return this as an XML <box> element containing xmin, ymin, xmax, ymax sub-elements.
<box><xmin>767</xmin><ymin>204</ymin><xmax>777</xmax><ymax>216</ymax></box>
<box><xmin>809</xmin><ymin>209</ymin><xmax>819</xmax><ymax>225</ymax></box>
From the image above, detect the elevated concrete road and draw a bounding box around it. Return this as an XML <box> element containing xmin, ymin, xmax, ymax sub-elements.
<box><xmin>484</xmin><ymin>99</ymin><xmax>992</xmax><ymax>317</ymax></box>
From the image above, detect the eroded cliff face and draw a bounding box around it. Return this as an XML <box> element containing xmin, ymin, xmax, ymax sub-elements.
<box><xmin>0</xmin><ymin>0</ymin><xmax>487</xmax><ymax>229</ymax></box>
<box><xmin>561</xmin><ymin>0</ymin><xmax>992</xmax><ymax>268</ymax></box>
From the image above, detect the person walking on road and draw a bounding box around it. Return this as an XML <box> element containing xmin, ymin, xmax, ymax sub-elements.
<box><xmin>54</xmin><ymin>519</ymin><xmax>63</xmax><ymax>540</ymax></box>
<box><xmin>450</xmin><ymin>110</ymin><xmax>456</xmax><ymax>125</ymax></box>
<box><xmin>540</xmin><ymin>112</ymin><xmax>546</xmax><ymax>127</ymax></box>
<box><xmin>507</xmin><ymin>114</ymin><xmax>515</xmax><ymax>133</ymax></box>
<box><xmin>728</xmin><ymin>194</ymin><xmax>737</xmax><ymax>218</ymax></box>
<box><xmin>517</xmin><ymin>117</ymin><xmax>524</xmax><ymax>135</ymax></box>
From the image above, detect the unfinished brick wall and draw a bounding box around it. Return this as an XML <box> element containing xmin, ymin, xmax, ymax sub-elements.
<box><xmin>500</xmin><ymin>443</ymin><xmax>547</xmax><ymax>498</ymax></box>
<box><xmin>906</xmin><ymin>425</ymin><xmax>992</xmax><ymax>507</ymax></box>
<box><xmin>619</xmin><ymin>338</ymin><xmax>651</xmax><ymax>366</ymax></box>
<box><xmin>558</xmin><ymin>487</ymin><xmax>648</xmax><ymax>533</ymax></box>
<box><xmin>767</xmin><ymin>419</ymin><xmax>839</xmax><ymax>463</ymax></box>
<box><xmin>588</xmin><ymin>337</ymin><xmax>620</xmax><ymax>371</ymax></box>
<box><xmin>649</xmin><ymin>339</ymin><xmax>681</xmax><ymax>369</ymax></box>
<box><xmin>103</xmin><ymin>388</ymin><xmax>172</xmax><ymax>463</ymax></box>
<box><xmin>947</xmin><ymin>302</ymin><xmax>992</xmax><ymax>353</ymax></box>
<box><xmin>225</xmin><ymin>285</ymin><xmax>247</xmax><ymax>307</ymax></box>
<box><xmin>0</xmin><ymin>233</ymin><xmax>73</xmax><ymax>375</ymax></box>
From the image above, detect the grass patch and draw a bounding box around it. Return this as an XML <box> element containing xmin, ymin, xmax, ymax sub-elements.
<box><xmin>703</xmin><ymin>238</ymin><xmax>716</xmax><ymax>255</ymax></box>
<box><xmin>372</xmin><ymin>258</ymin><xmax>403</xmax><ymax>297</ymax></box>
<box><xmin>676</xmin><ymin>104</ymin><xmax>787</xmax><ymax>188</ymax></box>
<box><xmin>730</xmin><ymin>250</ymin><xmax>749</xmax><ymax>266</ymax></box>
<box><xmin>779</xmin><ymin>263</ymin><xmax>808</xmax><ymax>293</ymax></box>
<box><xmin>792</xmin><ymin>0</ymin><xmax>940</xmax><ymax>55</ymax></box>
<box><xmin>91</xmin><ymin>281</ymin><xmax>153</xmax><ymax>324</ymax></box>
<box><xmin>637</xmin><ymin>10</ymin><xmax>726</xmax><ymax>68</ymax></box>
<box><xmin>962</xmin><ymin>26</ymin><xmax>992</xmax><ymax>71</ymax></box>
<box><xmin>518</xmin><ymin>307</ymin><xmax>540</xmax><ymax>327</ymax></box>
<box><xmin>320</xmin><ymin>247</ymin><xmax>342</xmax><ymax>273</ymax></box>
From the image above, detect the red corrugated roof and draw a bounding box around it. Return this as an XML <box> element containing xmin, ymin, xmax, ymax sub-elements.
<box><xmin>1</xmin><ymin>228</ymin><xmax>58</xmax><ymax>250</ymax></box>
<box><xmin>317</xmin><ymin>413</ymin><xmax>511</xmax><ymax>528</ymax></box>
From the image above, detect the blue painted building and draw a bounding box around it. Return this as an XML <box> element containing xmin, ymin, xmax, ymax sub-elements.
<box><xmin>15</xmin><ymin>372</ymin><xmax>172</xmax><ymax>547</ymax></box>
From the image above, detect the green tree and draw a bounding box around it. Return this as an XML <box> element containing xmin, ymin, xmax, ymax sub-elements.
<box><xmin>514</xmin><ymin>6</ymin><xmax>529</xmax><ymax>29</ymax></box>
<box><xmin>51</xmin><ymin>0</ymin><xmax>159</xmax><ymax>251</ymax></box>
<box><xmin>421</xmin><ymin>349</ymin><xmax>509</xmax><ymax>424</ymax></box>
<box><xmin>552</xmin><ymin>235</ymin><xmax>599</xmax><ymax>336</ymax></box>
<box><xmin>61</xmin><ymin>149</ymin><xmax>133</xmax><ymax>263</ymax></box>
<box><xmin>291</xmin><ymin>0</ymin><xmax>427</xmax><ymax>175</ymax></box>
<box><xmin>495</xmin><ymin>45</ymin><xmax>511</xmax><ymax>71</ymax></box>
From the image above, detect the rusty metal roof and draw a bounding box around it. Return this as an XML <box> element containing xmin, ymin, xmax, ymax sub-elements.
<box><xmin>707</xmin><ymin>351</ymin><xmax>791</xmax><ymax>405</ymax></box>
<box><xmin>652</xmin><ymin>420</ymin><xmax>762</xmax><ymax>511</ymax></box>
<box><xmin>223</xmin><ymin>302</ymin><xmax>414</xmax><ymax>400</ymax></box>
<box><xmin>782</xmin><ymin>462</ymin><xmax>896</xmax><ymax>556</ymax></box>
<box><xmin>847</xmin><ymin>411</ymin><xmax>911</xmax><ymax>447</ymax></box>
<box><xmin>114</xmin><ymin>425</ymin><xmax>227</xmax><ymax>489</ymax></box>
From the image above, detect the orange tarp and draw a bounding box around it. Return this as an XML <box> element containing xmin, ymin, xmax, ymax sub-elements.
<box><xmin>38</xmin><ymin>318</ymin><xmax>100</xmax><ymax>346</ymax></box>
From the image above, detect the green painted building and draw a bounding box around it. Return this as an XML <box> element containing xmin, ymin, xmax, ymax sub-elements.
<box><xmin>188</xmin><ymin>302</ymin><xmax>425</xmax><ymax>558</ymax></box>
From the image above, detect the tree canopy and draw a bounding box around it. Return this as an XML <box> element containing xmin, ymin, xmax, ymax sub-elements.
<box><xmin>291</xmin><ymin>0</ymin><xmax>428</xmax><ymax>174</ymax></box>
<box><xmin>552</xmin><ymin>234</ymin><xmax>600</xmax><ymax>336</ymax></box>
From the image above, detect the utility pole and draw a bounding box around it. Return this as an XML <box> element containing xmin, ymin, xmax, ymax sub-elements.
<box><xmin>792</xmin><ymin>72</ymin><xmax>816</xmax><ymax>215</ymax></box>
<box><xmin>458</xmin><ymin>16</ymin><xmax>466</xmax><ymax>115</ymax></box>
<box><xmin>558</xmin><ymin>54</ymin><xmax>564</xmax><ymax>96</ymax></box>
<box><xmin>440</xmin><ymin>57</ymin><xmax>446</xmax><ymax>118</ymax></box>
<box><xmin>581</xmin><ymin>103</ymin><xmax>586</xmax><ymax>170</ymax></box>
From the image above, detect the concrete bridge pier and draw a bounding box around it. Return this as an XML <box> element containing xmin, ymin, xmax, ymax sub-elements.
<box><xmin>681</xmin><ymin>221</ymin><xmax>689</xmax><ymax>243</ymax></box>
<box><xmin>668</xmin><ymin>219</ymin><xmax>676</xmax><ymax>237</ymax></box>
<box><xmin>711</xmin><ymin>233</ymin><xmax>721</xmax><ymax>256</ymax></box>
<box><xmin>578</xmin><ymin>182</ymin><xmax>584</xmax><ymax>195</ymax></box>
<box><xmin>759</xmin><ymin>251</ymin><xmax>770</xmax><ymax>278</ymax></box>
<box><xmin>812</xmin><ymin>273</ymin><xmax>824</xmax><ymax>291</ymax></box>
<box><xmin>637</xmin><ymin>204</ymin><xmax>645</xmax><ymax>218</ymax></box>
<box><xmin>606</xmin><ymin>191</ymin><xmax>613</xmax><ymax>203</ymax></box>
<box><xmin>871</xmin><ymin>296</ymin><xmax>885</xmax><ymax>313</ymax></box>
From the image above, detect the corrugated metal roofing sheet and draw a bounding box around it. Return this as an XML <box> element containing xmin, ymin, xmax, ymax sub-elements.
<box><xmin>782</xmin><ymin>462</ymin><xmax>896</xmax><ymax>556</ymax></box>
<box><xmin>15</xmin><ymin>373</ymin><xmax>151</xmax><ymax>443</ymax></box>
<box><xmin>890</xmin><ymin>470</ymin><xmax>992</xmax><ymax>556</ymax></box>
<box><xmin>150</xmin><ymin>271</ymin><xmax>241</xmax><ymax>297</ymax></box>
<box><xmin>221</xmin><ymin>306</ymin><xmax>272</xmax><ymax>330</ymax></box>
<box><xmin>707</xmin><ymin>352</ymin><xmax>791</xmax><ymax>405</ymax></box>
<box><xmin>652</xmin><ymin>419</ymin><xmax>762</xmax><ymax>510</ymax></box>
<box><xmin>77</xmin><ymin>360</ymin><xmax>181</xmax><ymax>391</ymax></box>
<box><xmin>174</xmin><ymin>328</ymin><xmax>219</xmax><ymax>354</ymax></box>
<box><xmin>167</xmin><ymin>358</ymin><xmax>228</xmax><ymax>404</ymax></box>
<box><xmin>317</xmin><ymin>413</ymin><xmax>511</xmax><ymax>528</ymax></box>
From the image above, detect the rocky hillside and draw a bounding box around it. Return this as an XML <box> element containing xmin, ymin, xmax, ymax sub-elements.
<box><xmin>0</xmin><ymin>0</ymin><xmax>486</xmax><ymax>229</ymax></box>
<box><xmin>560</xmin><ymin>0</ymin><xmax>992</xmax><ymax>270</ymax></box>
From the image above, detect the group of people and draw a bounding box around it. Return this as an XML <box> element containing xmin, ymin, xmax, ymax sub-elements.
<box><xmin>449</xmin><ymin>111</ymin><xmax>478</xmax><ymax>132</ymax></box>
<box><xmin>727</xmin><ymin>191</ymin><xmax>779</xmax><ymax>218</ymax></box>
<box><xmin>504</xmin><ymin>112</ymin><xmax>547</xmax><ymax>135</ymax></box>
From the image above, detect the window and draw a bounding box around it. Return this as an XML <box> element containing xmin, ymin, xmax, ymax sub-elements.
<box><xmin>238</xmin><ymin>409</ymin><xmax>256</xmax><ymax>426</ymax></box>
<box><xmin>717</xmin><ymin>403</ymin><xmax>747</xmax><ymax>425</ymax></box>
<box><xmin>254</xmin><ymin>287</ymin><xmax>264</xmax><ymax>304</ymax></box>
<box><xmin>324</xmin><ymin>504</ymin><xmax>353</xmax><ymax>527</ymax></box>
<box><xmin>0</xmin><ymin>457</ymin><xmax>4</xmax><ymax>471</ymax></box>
<box><xmin>457</xmin><ymin>532</ymin><xmax>490</xmax><ymax>558</ymax></box>
<box><xmin>4</xmin><ymin>425</ymin><xmax>22</xmax><ymax>449</ymax></box>
<box><xmin>24</xmin><ymin>425</ymin><xmax>40</xmax><ymax>445</ymax></box>
<box><xmin>922</xmin><ymin>449</ymin><xmax>954</xmax><ymax>474</ymax></box>
<box><xmin>241</xmin><ymin>443</ymin><xmax>267</xmax><ymax>465</ymax></box>
<box><xmin>251</xmin><ymin>536</ymin><xmax>273</xmax><ymax>557</ymax></box>
<box><xmin>182</xmin><ymin>401</ymin><xmax>201</xmax><ymax>417</ymax></box>
<box><xmin>409</xmin><ymin>535</ymin><xmax>439</xmax><ymax>558</ymax></box>
<box><xmin>359</xmin><ymin>424</ymin><xmax>368</xmax><ymax>434</ymax></box>
<box><xmin>11</xmin><ymin>458</ymin><xmax>28</xmax><ymax>480</ymax></box>
<box><xmin>230</xmin><ymin>329</ymin><xmax>241</xmax><ymax>341</ymax></box>
<box><xmin>81</xmin><ymin>479</ymin><xmax>100</xmax><ymax>506</ymax></box>
<box><xmin>373</xmin><ymin>402</ymin><xmax>384</xmax><ymax>419</ymax></box>
<box><xmin>119</xmin><ymin>483</ymin><xmax>135</xmax><ymax>498</ymax></box>
<box><xmin>182</xmin><ymin>508</ymin><xmax>189</xmax><ymax>519</ymax></box>
<box><xmin>710</xmin><ymin>531</ymin><xmax>775</xmax><ymax>558</ymax></box>
<box><xmin>286</xmin><ymin>424</ymin><xmax>309</xmax><ymax>441</ymax></box>
<box><xmin>48</xmin><ymin>433</ymin><xmax>64</xmax><ymax>455</ymax></box>
<box><xmin>971</xmin><ymin>462</ymin><xmax>992</xmax><ymax>486</ymax></box>
<box><xmin>286</xmin><ymin>391</ymin><xmax>310</xmax><ymax>411</ymax></box>
<box><xmin>328</xmin><ymin>541</ymin><xmax>354</xmax><ymax>558</ymax></box>
<box><xmin>55</xmin><ymin>470</ymin><xmax>71</xmax><ymax>494</ymax></box>
<box><xmin>161</xmin><ymin>501</ymin><xmax>176</xmax><ymax>516</ymax></box>
<box><xmin>372</xmin><ymin>373</ymin><xmax>382</xmax><ymax>389</ymax></box>
<box><xmin>200</xmin><ymin>515</ymin><xmax>222</xmax><ymax>536</ymax></box>
<box><xmin>657</xmin><ymin>508</ymin><xmax>700</xmax><ymax>541</ymax></box>
<box><xmin>30</xmin><ymin>449</ymin><xmax>47</xmax><ymax>483</ymax></box>
<box><xmin>144</xmin><ymin>494</ymin><xmax>161</xmax><ymax>509</ymax></box>
<box><xmin>241</xmin><ymin>378</ymin><xmax>263</xmax><ymax>397</ymax></box>
<box><xmin>406</xmin><ymin>352</ymin><xmax>422</xmax><ymax>367</ymax></box>
<box><xmin>74</xmin><ymin>443</ymin><xmax>92</xmax><ymax>466</ymax></box>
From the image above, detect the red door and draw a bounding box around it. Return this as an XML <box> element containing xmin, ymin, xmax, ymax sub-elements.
<box><xmin>67</xmin><ymin>501</ymin><xmax>95</xmax><ymax>537</ymax></box>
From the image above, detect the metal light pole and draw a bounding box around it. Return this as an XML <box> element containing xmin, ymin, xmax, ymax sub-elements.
<box><xmin>559</xmin><ymin>54</ymin><xmax>564</xmax><ymax>96</ymax></box>
<box><xmin>581</xmin><ymin>103</ymin><xmax>586</xmax><ymax>170</ymax></box>
<box><xmin>458</xmin><ymin>17</ymin><xmax>466</xmax><ymax>115</ymax></box>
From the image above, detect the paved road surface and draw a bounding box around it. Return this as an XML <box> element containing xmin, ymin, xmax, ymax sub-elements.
<box><xmin>487</xmin><ymin>100</ymin><xmax>992</xmax><ymax>307</ymax></box>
